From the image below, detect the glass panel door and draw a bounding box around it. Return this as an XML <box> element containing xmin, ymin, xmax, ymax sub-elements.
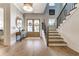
<box><xmin>27</xmin><ymin>19</ymin><xmax>40</xmax><ymax>32</ymax></box>
<box><xmin>27</xmin><ymin>19</ymin><xmax>40</xmax><ymax>37</ymax></box>
<box><xmin>34</xmin><ymin>20</ymin><xmax>39</xmax><ymax>32</ymax></box>
<box><xmin>34</xmin><ymin>26</ymin><xmax>39</xmax><ymax>32</ymax></box>
<box><xmin>27</xmin><ymin>20</ymin><xmax>33</xmax><ymax>32</ymax></box>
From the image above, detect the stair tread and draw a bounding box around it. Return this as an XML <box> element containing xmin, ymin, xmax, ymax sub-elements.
<box><xmin>48</xmin><ymin>34</ymin><xmax>60</xmax><ymax>36</ymax></box>
<box><xmin>48</xmin><ymin>43</ymin><xmax>67</xmax><ymax>46</ymax></box>
<box><xmin>48</xmin><ymin>32</ymin><xmax>58</xmax><ymax>34</ymax></box>
<box><xmin>49</xmin><ymin>33</ymin><xmax>59</xmax><ymax>35</ymax></box>
<box><xmin>49</xmin><ymin>37</ymin><xmax>63</xmax><ymax>39</ymax></box>
<box><xmin>48</xmin><ymin>44</ymin><xmax>67</xmax><ymax>46</ymax></box>
<box><xmin>49</xmin><ymin>30</ymin><xmax>57</xmax><ymax>31</ymax></box>
<box><xmin>49</xmin><ymin>31</ymin><xmax>58</xmax><ymax>33</ymax></box>
<box><xmin>49</xmin><ymin>39</ymin><xmax>64</xmax><ymax>41</ymax></box>
<box><xmin>49</xmin><ymin>36</ymin><xmax>61</xmax><ymax>37</ymax></box>
<box><xmin>48</xmin><ymin>41</ymin><xmax>66</xmax><ymax>44</ymax></box>
<box><xmin>49</xmin><ymin>39</ymin><xmax>63</xmax><ymax>40</ymax></box>
<box><xmin>49</xmin><ymin>37</ymin><xmax>62</xmax><ymax>38</ymax></box>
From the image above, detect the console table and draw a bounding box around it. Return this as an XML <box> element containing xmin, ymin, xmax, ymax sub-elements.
<box><xmin>16</xmin><ymin>31</ymin><xmax>27</xmax><ymax>41</ymax></box>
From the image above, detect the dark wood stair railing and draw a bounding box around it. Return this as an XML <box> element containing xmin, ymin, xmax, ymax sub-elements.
<box><xmin>57</xmin><ymin>3</ymin><xmax>77</xmax><ymax>28</ymax></box>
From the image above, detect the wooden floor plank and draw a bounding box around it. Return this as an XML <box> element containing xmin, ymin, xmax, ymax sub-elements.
<box><xmin>0</xmin><ymin>37</ymin><xmax>79</xmax><ymax>56</ymax></box>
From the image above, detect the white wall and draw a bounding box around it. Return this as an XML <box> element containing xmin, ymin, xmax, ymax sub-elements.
<box><xmin>24</xmin><ymin>14</ymin><xmax>47</xmax><ymax>37</ymax></box>
<box><xmin>57</xmin><ymin>4</ymin><xmax>79</xmax><ymax>52</ymax></box>
<box><xmin>10</xmin><ymin>4</ymin><xmax>24</xmax><ymax>45</ymax></box>
<box><xmin>0</xmin><ymin>4</ymin><xmax>10</xmax><ymax>46</ymax></box>
<box><xmin>24</xmin><ymin>14</ymin><xmax>56</xmax><ymax>36</ymax></box>
<box><xmin>0</xmin><ymin>4</ymin><xmax>24</xmax><ymax>46</ymax></box>
<box><xmin>0</xmin><ymin>3</ymin><xmax>64</xmax><ymax>46</ymax></box>
<box><xmin>24</xmin><ymin>3</ymin><xmax>64</xmax><ymax>35</ymax></box>
<box><xmin>24</xmin><ymin>4</ymin><xmax>56</xmax><ymax>33</ymax></box>
<box><xmin>24</xmin><ymin>4</ymin><xmax>64</xmax><ymax>38</ymax></box>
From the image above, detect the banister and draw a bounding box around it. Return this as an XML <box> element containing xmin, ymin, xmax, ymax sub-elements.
<box><xmin>57</xmin><ymin>3</ymin><xmax>67</xmax><ymax>20</ymax></box>
<box><xmin>57</xmin><ymin>3</ymin><xmax>77</xmax><ymax>28</ymax></box>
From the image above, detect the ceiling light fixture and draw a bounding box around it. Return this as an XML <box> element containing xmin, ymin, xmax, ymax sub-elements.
<box><xmin>23</xmin><ymin>3</ymin><xmax>33</xmax><ymax>12</ymax></box>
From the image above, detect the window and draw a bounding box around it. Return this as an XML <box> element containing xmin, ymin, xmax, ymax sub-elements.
<box><xmin>0</xmin><ymin>8</ymin><xmax>4</xmax><ymax>30</ymax></box>
<box><xmin>49</xmin><ymin>9</ymin><xmax>55</xmax><ymax>15</ymax></box>
<box><xmin>48</xmin><ymin>19</ymin><xmax>55</xmax><ymax>26</ymax></box>
<box><xmin>27</xmin><ymin>19</ymin><xmax>40</xmax><ymax>32</ymax></box>
<box><xmin>28</xmin><ymin>26</ymin><xmax>33</xmax><ymax>32</ymax></box>
<box><xmin>34</xmin><ymin>20</ymin><xmax>39</xmax><ymax>32</ymax></box>
<box><xmin>28</xmin><ymin>20</ymin><xmax>33</xmax><ymax>32</ymax></box>
<box><xmin>49</xmin><ymin>3</ymin><xmax>55</xmax><ymax>6</ymax></box>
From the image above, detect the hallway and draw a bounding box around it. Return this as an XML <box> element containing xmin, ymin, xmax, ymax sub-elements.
<box><xmin>0</xmin><ymin>37</ymin><xmax>79</xmax><ymax>56</ymax></box>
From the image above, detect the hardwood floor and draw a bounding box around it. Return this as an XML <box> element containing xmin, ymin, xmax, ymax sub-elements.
<box><xmin>0</xmin><ymin>37</ymin><xmax>79</xmax><ymax>56</ymax></box>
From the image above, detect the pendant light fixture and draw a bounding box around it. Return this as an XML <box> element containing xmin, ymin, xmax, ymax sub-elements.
<box><xmin>23</xmin><ymin>3</ymin><xmax>33</xmax><ymax>12</ymax></box>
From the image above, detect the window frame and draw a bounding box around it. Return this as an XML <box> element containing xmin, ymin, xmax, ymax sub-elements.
<box><xmin>49</xmin><ymin>3</ymin><xmax>55</xmax><ymax>6</ymax></box>
<box><xmin>27</xmin><ymin>19</ymin><xmax>40</xmax><ymax>32</ymax></box>
<box><xmin>0</xmin><ymin>8</ymin><xmax>4</xmax><ymax>31</ymax></box>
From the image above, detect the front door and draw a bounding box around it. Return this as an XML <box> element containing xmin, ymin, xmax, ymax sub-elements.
<box><xmin>27</xmin><ymin>19</ymin><xmax>40</xmax><ymax>37</ymax></box>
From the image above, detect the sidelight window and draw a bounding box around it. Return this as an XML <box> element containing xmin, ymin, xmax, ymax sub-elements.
<box><xmin>0</xmin><ymin>8</ymin><xmax>4</xmax><ymax>30</ymax></box>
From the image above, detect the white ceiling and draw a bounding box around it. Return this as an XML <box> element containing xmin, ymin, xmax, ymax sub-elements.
<box><xmin>14</xmin><ymin>3</ymin><xmax>47</xmax><ymax>13</ymax></box>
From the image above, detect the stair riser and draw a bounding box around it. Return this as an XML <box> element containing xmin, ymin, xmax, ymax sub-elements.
<box><xmin>48</xmin><ymin>44</ymin><xmax>67</xmax><ymax>46</ymax></box>
<box><xmin>49</xmin><ymin>36</ymin><xmax>61</xmax><ymax>38</ymax></box>
<box><xmin>48</xmin><ymin>34</ymin><xmax>60</xmax><ymax>36</ymax></box>
<box><xmin>49</xmin><ymin>42</ymin><xmax>65</xmax><ymax>43</ymax></box>
<box><xmin>49</xmin><ymin>32</ymin><xmax>58</xmax><ymax>33</ymax></box>
<box><xmin>49</xmin><ymin>33</ymin><xmax>59</xmax><ymax>35</ymax></box>
<box><xmin>49</xmin><ymin>37</ymin><xmax>63</xmax><ymax>39</ymax></box>
<box><xmin>49</xmin><ymin>40</ymin><xmax>64</xmax><ymax>42</ymax></box>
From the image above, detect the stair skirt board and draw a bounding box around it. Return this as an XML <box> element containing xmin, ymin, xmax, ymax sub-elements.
<box><xmin>48</xmin><ymin>34</ymin><xmax>60</xmax><ymax>36</ymax></box>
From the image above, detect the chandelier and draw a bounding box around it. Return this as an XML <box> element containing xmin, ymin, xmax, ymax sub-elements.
<box><xmin>23</xmin><ymin>3</ymin><xmax>33</xmax><ymax>12</ymax></box>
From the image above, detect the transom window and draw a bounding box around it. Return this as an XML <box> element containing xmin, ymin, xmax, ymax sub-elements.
<box><xmin>49</xmin><ymin>3</ymin><xmax>55</xmax><ymax>6</ymax></box>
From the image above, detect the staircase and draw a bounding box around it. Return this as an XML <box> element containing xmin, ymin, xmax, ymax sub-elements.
<box><xmin>48</xmin><ymin>30</ymin><xmax>67</xmax><ymax>46</ymax></box>
<box><xmin>47</xmin><ymin>3</ymin><xmax>78</xmax><ymax>47</ymax></box>
<box><xmin>56</xmin><ymin>3</ymin><xmax>79</xmax><ymax>52</ymax></box>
